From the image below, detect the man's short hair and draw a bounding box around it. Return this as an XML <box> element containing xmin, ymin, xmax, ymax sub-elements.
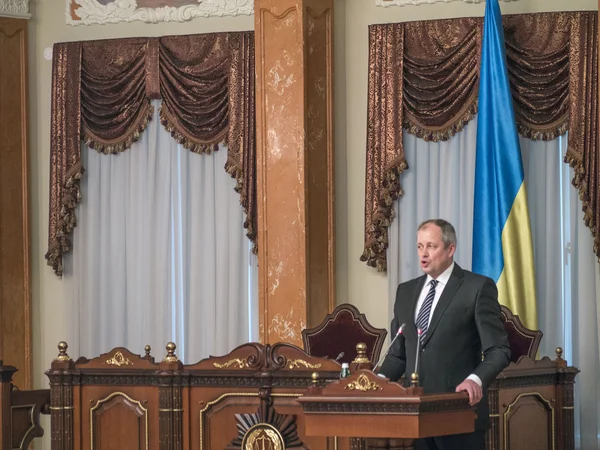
<box><xmin>417</xmin><ymin>219</ymin><xmax>457</xmax><ymax>248</ymax></box>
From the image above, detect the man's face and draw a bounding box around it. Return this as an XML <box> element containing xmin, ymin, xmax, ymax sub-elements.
<box><xmin>417</xmin><ymin>224</ymin><xmax>455</xmax><ymax>279</ymax></box>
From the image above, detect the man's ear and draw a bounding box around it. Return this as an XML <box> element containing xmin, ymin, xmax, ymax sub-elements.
<box><xmin>447</xmin><ymin>243</ymin><xmax>456</xmax><ymax>258</ymax></box>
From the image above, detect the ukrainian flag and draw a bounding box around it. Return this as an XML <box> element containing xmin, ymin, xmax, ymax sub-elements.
<box><xmin>472</xmin><ymin>0</ymin><xmax>538</xmax><ymax>330</ymax></box>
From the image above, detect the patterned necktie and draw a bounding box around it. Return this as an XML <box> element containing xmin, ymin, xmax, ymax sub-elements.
<box><xmin>416</xmin><ymin>279</ymin><xmax>438</xmax><ymax>339</ymax></box>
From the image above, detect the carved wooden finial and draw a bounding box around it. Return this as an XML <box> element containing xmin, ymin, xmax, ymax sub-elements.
<box><xmin>54</xmin><ymin>341</ymin><xmax>72</xmax><ymax>362</ymax></box>
<box><xmin>163</xmin><ymin>342</ymin><xmax>179</xmax><ymax>363</ymax></box>
<box><xmin>410</xmin><ymin>372</ymin><xmax>419</xmax><ymax>387</ymax></box>
<box><xmin>555</xmin><ymin>347</ymin><xmax>563</xmax><ymax>360</ymax></box>
<box><xmin>352</xmin><ymin>342</ymin><xmax>370</xmax><ymax>364</ymax></box>
<box><xmin>311</xmin><ymin>372</ymin><xmax>319</xmax><ymax>385</ymax></box>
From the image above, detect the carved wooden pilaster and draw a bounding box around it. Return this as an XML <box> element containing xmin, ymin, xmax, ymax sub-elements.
<box><xmin>158</xmin><ymin>343</ymin><xmax>183</xmax><ymax>450</ymax></box>
<box><xmin>0</xmin><ymin>15</ymin><xmax>31</xmax><ymax>392</ymax></box>
<box><xmin>486</xmin><ymin>386</ymin><xmax>500</xmax><ymax>450</ymax></box>
<box><xmin>0</xmin><ymin>364</ymin><xmax>17</xmax><ymax>449</ymax></box>
<box><xmin>254</xmin><ymin>0</ymin><xmax>335</xmax><ymax>345</ymax></box>
<box><xmin>47</xmin><ymin>343</ymin><xmax>75</xmax><ymax>450</ymax></box>
<box><xmin>557</xmin><ymin>368</ymin><xmax>578</xmax><ymax>450</ymax></box>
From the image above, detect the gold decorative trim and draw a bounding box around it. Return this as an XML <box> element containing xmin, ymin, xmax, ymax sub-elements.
<box><xmin>105</xmin><ymin>351</ymin><xmax>133</xmax><ymax>367</ymax></box>
<box><xmin>199</xmin><ymin>392</ymin><xmax>301</xmax><ymax>450</ymax></box>
<box><xmin>562</xmin><ymin>406</ymin><xmax>574</xmax><ymax>410</ymax></box>
<box><xmin>90</xmin><ymin>392</ymin><xmax>148</xmax><ymax>450</ymax></box>
<box><xmin>159</xmin><ymin>103</ymin><xmax>225</xmax><ymax>155</ymax></box>
<box><xmin>48</xmin><ymin>406</ymin><xmax>74</xmax><ymax>411</ymax></box>
<box><xmin>158</xmin><ymin>408</ymin><xmax>184</xmax><ymax>412</ymax></box>
<box><xmin>213</xmin><ymin>358</ymin><xmax>248</xmax><ymax>369</ymax></box>
<box><xmin>345</xmin><ymin>374</ymin><xmax>381</xmax><ymax>392</ymax></box>
<box><xmin>503</xmin><ymin>392</ymin><xmax>555</xmax><ymax>450</ymax></box>
<box><xmin>287</xmin><ymin>359</ymin><xmax>322</xmax><ymax>370</ymax></box>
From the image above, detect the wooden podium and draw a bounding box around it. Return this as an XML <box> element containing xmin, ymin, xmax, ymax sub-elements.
<box><xmin>297</xmin><ymin>369</ymin><xmax>476</xmax><ymax>450</ymax></box>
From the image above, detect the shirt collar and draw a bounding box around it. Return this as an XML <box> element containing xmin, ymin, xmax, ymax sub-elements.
<box><xmin>426</xmin><ymin>261</ymin><xmax>454</xmax><ymax>287</ymax></box>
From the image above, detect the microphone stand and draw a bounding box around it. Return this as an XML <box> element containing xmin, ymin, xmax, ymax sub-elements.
<box><xmin>413</xmin><ymin>328</ymin><xmax>423</xmax><ymax>385</ymax></box>
<box><xmin>373</xmin><ymin>323</ymin><xmax>406</xmax><ymax>372</ymax></box>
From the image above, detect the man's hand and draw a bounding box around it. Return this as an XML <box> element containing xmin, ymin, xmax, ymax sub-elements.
<box><xmin>455</xmin><ymin>379</ymin><xmax>483</xmax><ymax>406</ymax></box>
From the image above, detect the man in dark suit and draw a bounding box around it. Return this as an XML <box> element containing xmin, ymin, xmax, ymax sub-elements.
<box><xmin>378</xmin><ymin>219</ymin><xmax>511</xmax><ymax>450</ymax></box>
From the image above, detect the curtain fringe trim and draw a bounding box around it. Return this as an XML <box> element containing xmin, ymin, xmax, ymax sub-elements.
<box><xmin>360</xmin><ymin>158</ymin><xmax>409</xmax><ymax>272</ymax></box>
<box><xmin>403</xmin><ymin>101</ymin><xmax>478</xmax><ymax>142</ymax></box>
<box><xmin>403</xmin><ymin>102</ymin><xmax>568</xmax><ymax>143</ymax></box>
<box><xmin>517</xmin><ymin>120</ymin><xmax>569</xmax><ymax>141</ymax></box>
<box><xmin>224</xmin><ymin>159</ymin><xmax>257</xmax><ymax>254</ymax></box>
<box><xmin>159</xmin><ymin>104</ymin><xmax>226</xmax><ymax>154</ymax></box>
<box><xmin>45</xmin><ymin>162</ymin><xmax>84</xmax><ymax>277</ymax></box>
<box><xmin>564</xmin><ymin>149</ymin><xmax>600</xmax><ymax>260</ymax></box>
<box><xmin>83</xmin><ymin>101</ymin><xmax>154</xmax><ymax>155</ymax></box>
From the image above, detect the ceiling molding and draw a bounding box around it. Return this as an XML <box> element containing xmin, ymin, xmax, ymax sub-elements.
<box><xmin>66</xmin><ymin>0</ymin><xmax>253</xmax><ymax>26</ymax></box>
<box><xmin>0</xmin><ymin>0</ymin><xmax>30</xmax><ymax>19</ymax></box>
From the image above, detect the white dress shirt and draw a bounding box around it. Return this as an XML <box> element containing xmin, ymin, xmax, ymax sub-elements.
<box><xmin>414</xmin><ymin>262</ymin><xmax>455</xmax><ymax>324</ymax></box>
<box><xmin>415</xmin><ymin>262</ymin><xmax>482</xmax><ymax>387</ymax></box>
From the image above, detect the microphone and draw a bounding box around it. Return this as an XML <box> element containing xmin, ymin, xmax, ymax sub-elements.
<box><xmin>374</xmin><ymin>323</ymin><xmax>406</xmax><ymax>371</ymax></box>
<box><xmin>414</xmin><ymin>328</ymin><xmax>423</xmax><ymax>382</ymax></box>
<box><xmin>334</xmin><ymin>352</ymin><xmax>345</xmax><ymax>362</ymax></box>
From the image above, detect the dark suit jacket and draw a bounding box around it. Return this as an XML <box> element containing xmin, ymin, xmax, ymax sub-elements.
<box><xmin>379</xmin><ymin>263</ymin><xmax>511</xmax><ymax>431</ymax></box>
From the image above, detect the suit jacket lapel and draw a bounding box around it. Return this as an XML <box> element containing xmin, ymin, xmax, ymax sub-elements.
<box><xmin>422</xmin><ymin>264</ymin><xmax>465</xmax><ymax>347</ymax></box>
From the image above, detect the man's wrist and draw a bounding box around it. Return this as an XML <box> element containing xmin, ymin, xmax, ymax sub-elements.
<box><xmin>467</xmin><ymin>374</ymin><xmax>482</xmax><ymax>387</ymax></box>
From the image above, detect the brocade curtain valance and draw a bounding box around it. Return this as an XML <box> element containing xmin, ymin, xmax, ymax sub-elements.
<box><xmin>362</xmin><ymin>12</ymin><xmax>598</xmax><ymax>271</ymax></box>
<box><xmin>47</xmin><ymin>32</ymin><xmax>256</xmax><ymax>276</ymax></box>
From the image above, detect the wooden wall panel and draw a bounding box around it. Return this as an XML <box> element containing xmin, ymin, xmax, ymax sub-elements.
<box><xmin>0</xmin><ymin>17</ymin><xmax>30</xmax><ymax>391</ymax></box>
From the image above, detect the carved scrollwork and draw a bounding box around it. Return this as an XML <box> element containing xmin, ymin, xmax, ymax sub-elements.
<box><xmin>213</xmin><ymin>358</ymin><xmax>248</xmax><ymax>369</ymax></box>
<box><xmin>345</xmin><ymin>374</ymin><xmax>381</xmax><ymax>392</ymax></box>
<box><xmin>105</xmin><ymin>351</ymin><xmax>133</xmax><ymax>367</ymax></box>
<box><xmin>287</xmin><ymin>359</ymin><xmax>322</xmax><ymax>370</ymax></box>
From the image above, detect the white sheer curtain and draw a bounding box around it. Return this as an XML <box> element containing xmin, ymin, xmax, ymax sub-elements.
<box><xmin>387</xmin><ymin>116</ymin><xmax>600</xmax><ymax>448</ymax></box>
<box><xmin>62</xmin><ymin>100</ymin><xmax>258</xmax><ymax>364</ymax></box>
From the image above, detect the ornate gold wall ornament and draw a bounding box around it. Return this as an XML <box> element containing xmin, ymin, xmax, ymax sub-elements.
<box><xmin>105</xmin><ymin>351</ymin><xmax>133</xmax><ymax>367</ymax></box>
<box><xmin>345</xmin><ymin>374</ymin><xmax>381</xmax><ymax>392</ymax></box>
<box><xmin>213</xmin><ymin>358</ymin><xmax>249</xmax><ymax>369</ymax></box>
<box><xmin>287</xmin><ymin>359</ymin><xmax>322</xmax><ymax>370</ymax></box>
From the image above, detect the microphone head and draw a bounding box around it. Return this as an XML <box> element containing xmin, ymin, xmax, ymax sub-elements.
<box><xmin>335</xmin><ymin>352</ymin><xmax>345</xmax><ymax>362</ymax></box>
<box><xmin>417</xmin><ymin>328</ymin><xmax>423</xmax><ymax>336</ymax></box>
<box><xmin>397</xmin><ymin>323</ymin><xmax>406</xmax><ymax>335</ymax></box>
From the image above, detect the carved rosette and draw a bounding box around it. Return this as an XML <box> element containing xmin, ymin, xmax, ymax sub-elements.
<box><xmin>0</xmin><ymin>0</ymin><xmax>29</xmax><ymax>18</ymax></box>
